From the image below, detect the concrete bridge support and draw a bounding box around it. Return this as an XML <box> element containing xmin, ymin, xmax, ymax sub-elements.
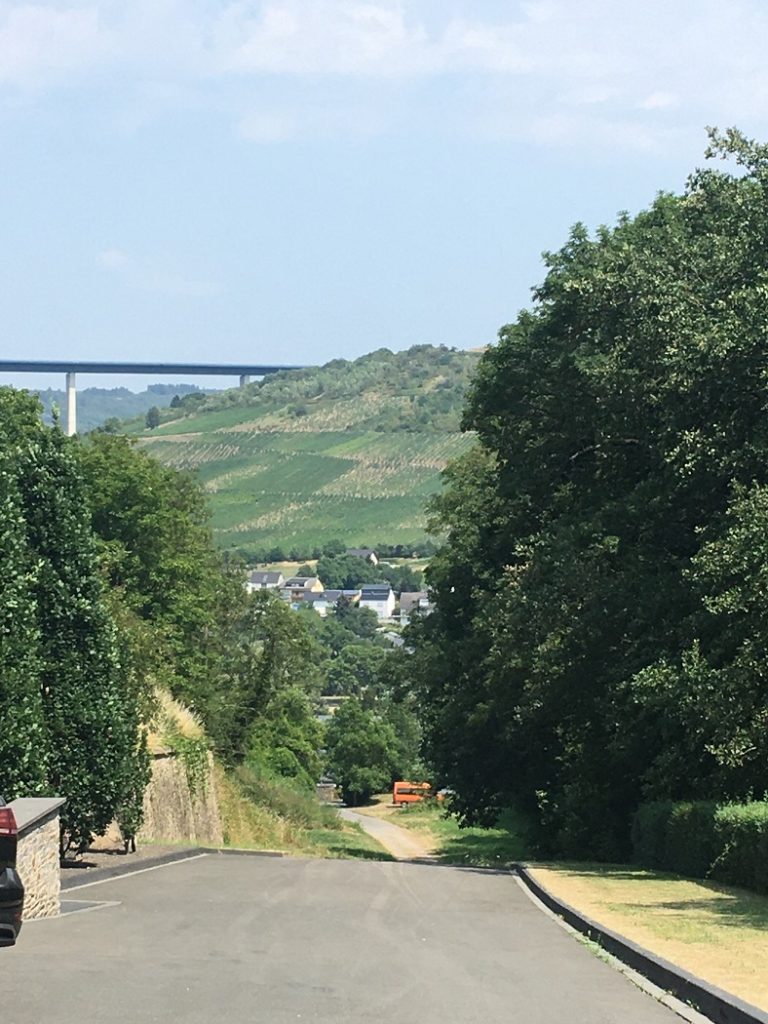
<box><xmin>65</xmin><ymin>372</ymin><xmax>77</xmax><ymax>436</ymax></box>
<box><xmin>239</xmin><ymin>374</ymin><xmax>251</xmax><ymax>387</ymax></box>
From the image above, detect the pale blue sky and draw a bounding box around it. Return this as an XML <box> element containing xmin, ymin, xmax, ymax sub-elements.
<box><xmin>2</xmin><ymin>0</ymin><xmax>767</xmax><ymax>390</ymax></box>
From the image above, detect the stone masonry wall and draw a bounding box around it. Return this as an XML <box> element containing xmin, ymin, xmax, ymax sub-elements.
<box><xmin>138</xmin><ymin>751</ymin><xmax>223</xmax><ymax>847</ymax></box>
<box><xmin>17</xmin><ymin>813</ymin><xmax>61</xmax><ymax>920</ymax></box>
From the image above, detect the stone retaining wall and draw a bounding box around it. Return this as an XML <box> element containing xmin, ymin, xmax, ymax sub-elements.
<box><xmin>11</xmin><ymin>798</ymin><xmax>65</xmax><ymax>920</ymax></box>
<box><xmin>138</xmin><ymin>751</ymin><xmax>222</xmax><ymax>847</ymax></box>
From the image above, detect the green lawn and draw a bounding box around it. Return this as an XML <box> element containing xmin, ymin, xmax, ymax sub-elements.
<box><xmin>305</xmin><ymin>823</ymin><xmax>395</xmax><ymax>861</ymax></box>
<box><xmin>360</xmin><ymin>798</ymin><xmax>532</xmax><ymax>867</ymax></box>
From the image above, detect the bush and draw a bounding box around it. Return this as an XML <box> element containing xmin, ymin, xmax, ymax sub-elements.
<box><xmin>236</xmin><ymin>764</ymin><xmax>339</xmax><ymax>831</ymax></box>
<box><xmin>632</xmin><ymin>799</ymin><xmax>768</xmax><ymax>894</ymax></box>
<box><xmin>713</xmin><ymin>802</ymin><xmax>768</xmax><ymax>894</ymax></box>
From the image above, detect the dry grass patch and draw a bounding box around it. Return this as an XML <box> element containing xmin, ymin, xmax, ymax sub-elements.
<box><xmin>146</xmin><ymin>690</ymin><xmax>204</xmax><ymax>754</ymax></box>
<box><xmin>529</xmin><ymin>863</ymin><xmax>768</xmax><ymax>1012</ymax></box>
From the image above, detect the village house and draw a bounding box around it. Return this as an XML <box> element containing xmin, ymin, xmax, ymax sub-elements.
<box><xmin>245</xmin><ymin>570</ymin><xmax>284</xmax><ymax>594</ymax></box>
<box><xmin>280</xmin><ymin>576</ymin><xmax>325</xmax><ymax>602</ymax></box>
<box><xmin>302</xmin><ymin>589</ymin><xmax>361</xmax><ymax>617</ymax></box>
<box><xmin>345</xmin><ymin>547</ymin><xmax>378</xmax><ymax>565</ymax></box>
<box><xmin>399</xmin><ymin>590</ymin><xmax>433</xmax><ymax>625</ymax></box>
<box><xmin>359</xmin><ymin>584</ymin><xmax>395</xmax><ymax>621</ymax></box>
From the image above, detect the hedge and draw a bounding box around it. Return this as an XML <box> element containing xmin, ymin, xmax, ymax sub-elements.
<box><xmin>631</xmin><ymin>800</ymin><xmax>768</xmax><ymax>894</ymax></box>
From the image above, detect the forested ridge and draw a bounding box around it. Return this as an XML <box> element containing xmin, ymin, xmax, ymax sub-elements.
<box><xmin>410</xmin><ymin>130</ymin><xmax>768</xmax><ymax>859</ymax></box>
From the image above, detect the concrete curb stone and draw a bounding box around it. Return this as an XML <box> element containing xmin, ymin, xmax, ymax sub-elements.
<box><xmin>515</xmin><ymin>864</ymin><xmax>768</xmax><ymax>1024</ymax></box>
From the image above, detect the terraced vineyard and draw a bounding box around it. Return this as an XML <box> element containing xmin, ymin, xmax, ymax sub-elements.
<box><xmin>136</xmin><ymin>345</ymin><xmax>481</xmax><ymax>554</ymax></box>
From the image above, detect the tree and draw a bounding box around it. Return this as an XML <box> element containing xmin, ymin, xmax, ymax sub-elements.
<box><xmin>78</xmin><ymin>432</ymin><xmax>242</xmax><ymax>725</ymax></box>
<box><xmin>0</xmin><ymin>389</ymin><xmax>149</xmax><ymax>852</ymax></box>
<box><xmin>325</xmin><ymin>643</ymin><xmax>388</xmax><ymax>698</ymax></box>
<box><xmin>248</xmin><ymin>687</ymin><xmax>322</xmax><ymax>787</ymax></box>
<box><xmin>325</xmin><ymin>698</ymin><xmax>399</xmax><ymax>805</ymax></box>
<box><xmin>0</xmin><ymin>458</ymin><xmax>46</xmax><ymax>799</ymax></box>
<box><xmin>145</xmin><ymin>406</ymin><xmax>161</xmax><ymax>429</ymax></box>
<box><xmin>410</xmin><ymin>129</ymin><xmax>768</xmax><ymax>857</ymax></box>
<box><xmin>316</xmin><ymin>554</ymin><xmax>379</xmax><ymax>589</ymax></box>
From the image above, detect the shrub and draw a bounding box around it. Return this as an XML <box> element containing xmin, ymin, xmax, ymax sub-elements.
<box><xmin>236</xmin><ymin>764</ymin><xmax>339</xmax><ymax>831</ymax></box>
<box><xmin>712</xmin><ymin>802</ymin><xmax>768</xmax><ymax>894</ymax></box>
<box><xmin>632</xmin><ymin>799</ymin><xmax>768</xmax><ymax>894</ymax></box>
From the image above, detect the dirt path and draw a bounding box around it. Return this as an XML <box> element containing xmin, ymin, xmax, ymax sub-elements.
<box><xmin>339</xmin><ymin>808</ymin><xmax>435</xmax><ymax>860</ymax></box>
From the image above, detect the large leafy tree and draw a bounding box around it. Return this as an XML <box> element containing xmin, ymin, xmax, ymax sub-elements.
<box><xmin>412</xmin><ymin>129</ymin><xmax>768</xmax><ymax>857</ymax></box>
<box><xmin>0</xmin><ymin>390</ymin><xmax>148</xmax><ymax>850</ymax></box>
<box><xmin>325</xmin><ymin>698</ymin><xmax>399</xmax><ymax>805</ymax></box>
<box><xmin>0</xmin><ymin>458</ymin><xmax>46</xmax><ymax>798</ymax></box>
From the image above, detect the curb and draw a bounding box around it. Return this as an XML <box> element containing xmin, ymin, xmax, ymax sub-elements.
<box><xmin>516</xmin><ymin>865</ymin><xmax>768</xmax><ymax>1024</ymax></box>
<box><xmin>61</xmin><ymin>847</ymin><xmax>209</xmax><ymax>889</ymax></box>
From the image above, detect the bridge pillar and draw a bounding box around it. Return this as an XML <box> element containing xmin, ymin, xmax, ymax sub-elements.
<box><xmin>65</xmin><ymin>372</ymin><xmax>77</xmax><ymax>436</ymax></box>
<box><xmin>239</xmin><ymin>374</ymin><xmax>251</xmax><ymax>387</ymax></box>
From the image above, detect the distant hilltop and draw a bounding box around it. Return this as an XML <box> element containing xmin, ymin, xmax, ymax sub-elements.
<box><xmin>129</xmin><ymin>344</ymin><xmax>483</xmax><ymax>558</ymax></box>
<box><xmin>35</xmin><ymin>383</ymin><xmax>210</xmax><ymax>433</ymax></box>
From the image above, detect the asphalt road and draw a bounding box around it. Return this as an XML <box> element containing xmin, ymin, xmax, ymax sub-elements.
<box><xmin>6</xmin><ymin>854</ymin><xmax>682</xmax><ymax>1024</ymax></box>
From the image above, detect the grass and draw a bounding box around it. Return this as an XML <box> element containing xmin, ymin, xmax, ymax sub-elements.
<box><xmin>305</xmin><ymin>825</ymin><xmax>395</xmax><ymax>861</ymax></box>
<box><xmin>528</xmin><ymin>863</ymin><xmax>768</xmax><ymax>1012</ymax></box>
<box><xmin>357</xmin><ymin>796</ymin><xmax>531</xmax><ymax>867</ymax></box>
<box><xmin>215</xmin><ymin>766</ymin><xmax>392</xmax><ymax>862</ymax></box>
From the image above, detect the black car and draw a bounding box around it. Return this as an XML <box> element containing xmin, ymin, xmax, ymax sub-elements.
<box><xmin>0</xmin><ymin>797</ymin><xmax>24</xmax><ymax>946</ymax></box>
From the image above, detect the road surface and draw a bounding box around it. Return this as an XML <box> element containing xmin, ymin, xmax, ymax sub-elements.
<box><xmin>7</xmin><ymin>853</ymin><xmax>682</xmax><ymax>1024</ymax></box>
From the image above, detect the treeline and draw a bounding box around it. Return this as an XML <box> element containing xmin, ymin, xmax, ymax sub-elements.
<box><xmin>235</xmin><ymin>539</ymin><xmax>438</xmax><ymax>566</ymax></box>
<box><xmin>409</xmin><ymin>129</ymin><xmax>768</xmax><ymax>860</ymax></box>
<box><xmin>145</xmin><ymin>344</ymin><xmax>481</xmax><ymax>434</ymax></box>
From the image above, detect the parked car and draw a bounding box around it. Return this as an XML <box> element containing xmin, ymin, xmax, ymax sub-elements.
<box><xmin>0</xmin><ymin>797</ymin><xmax>24</xmax><ymax>946</ymax></box>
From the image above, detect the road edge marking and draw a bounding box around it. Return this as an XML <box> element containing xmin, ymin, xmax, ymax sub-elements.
<box><xmin>61</xmin><ymin>852</ymin><xmax>210</xmax><ymax>891</ymax></box>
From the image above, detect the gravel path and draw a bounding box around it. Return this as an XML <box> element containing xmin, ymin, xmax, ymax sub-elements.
<box><xmin>339</xmin><ymin>807</ymin><xmax>435</xmax><ymax>859</ymax></box>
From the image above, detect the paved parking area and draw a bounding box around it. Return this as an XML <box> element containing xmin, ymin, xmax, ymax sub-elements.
<box><xmin>5</xmin><ymin>854</ymin><xmax>681</xmax><ymax>1023</ymax></box>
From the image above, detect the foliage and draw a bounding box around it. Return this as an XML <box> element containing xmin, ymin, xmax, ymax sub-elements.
<box><xmin>0</xmin><ymin>388</ymin><xmax>149</xmax><ymax>852</ymax></box>
<box><xmin>325</xmin><ymin>643</ymin><xmax>388</xmax><ymax>698</ymax></box>
<box><xmin>235</xmin><ymin>763</ymin><xmax>339</xmax><ymax>830</ymax></box>
<box><xmin>35</xmin><ymin>383</ymin><xmax>204</xmax><ymax>433</ymax></box>
<box><xmin>325</xmin><ymin>698</ymin><xmax>400</xmax><ymax>805</ymax></box>
<box><xmin>0</xmin><ymin>457</ymin><xmax>47</xmax><ymax>798</ymax></box>
<box><xmin>78</xmin><ymin>432</ymin><xmax>245</xmax><ymax>724</ymax></box>
<box><xmin>632</xmin><ymin>799</ymin><xmax>768</xmax><ymax>894</ymax></box>
<box><xmin>316</xmin><ymin>554</ymin><xmax>380</xmax><ymax>589</ymax></box>
<box><xmin>144</xmin><ymin>406</ymin><xmax>161</xmax><ymax>430</ymax></box>
<box><xmin>247</xmin><ymin>686</ymin><xmax>323</xmax><ymax>788</ymax></box>
<box><xmin>410</xmin><ymin>129</ymin><xmax>768</xmax><ymax>857</ymax></box>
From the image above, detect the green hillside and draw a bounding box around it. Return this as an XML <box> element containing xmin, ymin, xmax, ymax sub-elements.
<box><xmin>135</xmin><ymin>345</ymin><xmax>481</xmax><ymax>556</ymax></box>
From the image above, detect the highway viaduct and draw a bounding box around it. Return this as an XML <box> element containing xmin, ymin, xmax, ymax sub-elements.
<box><xmin>0</xmin><ymin>360</ymin><xmax>303</xmax><ymax>436</ymax></box>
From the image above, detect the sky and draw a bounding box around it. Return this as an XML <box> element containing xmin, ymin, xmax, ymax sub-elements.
<box><xmin>2</xmin><ymin>0</ymin><xmax>768</xmax><ymax>390</ymax></box>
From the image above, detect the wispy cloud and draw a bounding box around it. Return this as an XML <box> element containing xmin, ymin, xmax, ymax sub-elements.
<box><xmin>97</xmin><ymin>247</ymin><xmax>129</xmax><ymax>268</ymax></box>
<box><xmin>95</xmin><ymin>246</ymin><xmax>222</xmax><ymax>298</ymax></box>
<box><xmin>2</xmin><ymin>1</ymin><xmax>768</xmax><ymax>151</ymax></box>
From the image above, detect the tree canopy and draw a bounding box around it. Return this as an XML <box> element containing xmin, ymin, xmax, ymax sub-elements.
<box><xmin>410</xmin><ymin>129</ymin><xmax>768</xmax><ymax>858</ymax></box>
